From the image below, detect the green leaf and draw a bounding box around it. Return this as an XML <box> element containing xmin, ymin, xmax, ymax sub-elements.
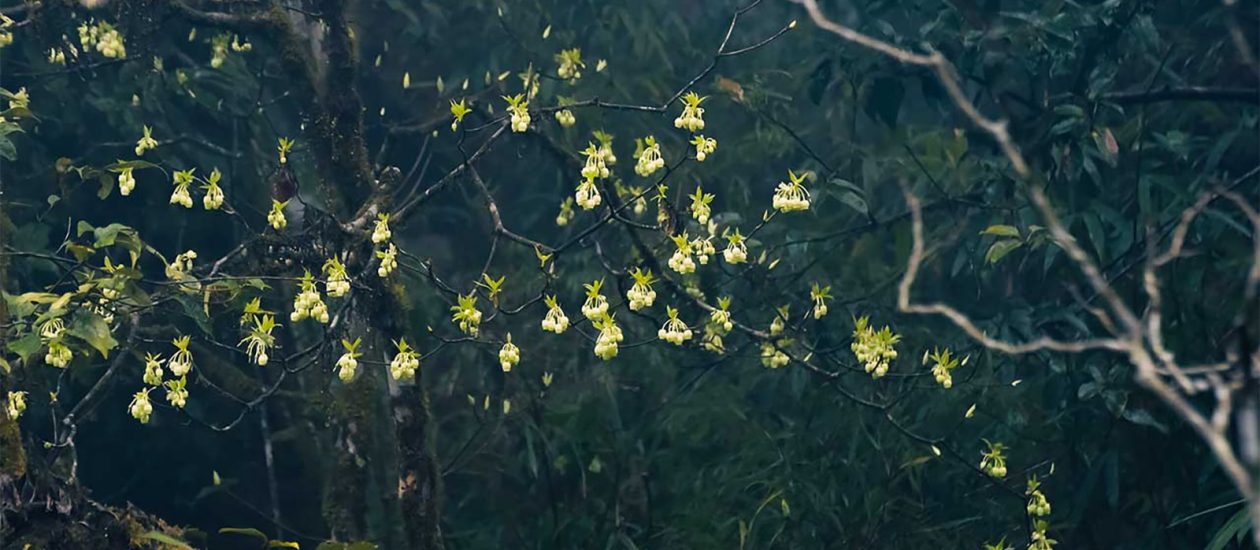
<box><xmin>836</xmin><ymin>190</ymin><xmax>869</xmax><ymax>216</ymax></box>
<box><xmin>97</xmin><ymin>171</ymin><xmax>115</xmax><ymax>200</ymax></box>
<box><xmin>107</xmin><ymin>159</ymin><xmax>160</xmax><ymax>172</ymax></box>
<box><xmin>1053</xmin><ymin>104</ymin><xmax>1085</xmax><ymax>118</ymax></box>
<box><xmin>980</xmin><ymin>225</ymin><xmax>1021</xmax><ymax>238</ymax></box>
<box><xmin>828</xmin><ymin>178</ymin><xmax>868</xmax><ymax>215</ymax></box>
<box><xmin>220</xmin><ymin>527</ymin><xmax>270</xmax><ymax>546</ymax></box>
<box><xmin>6</xmin><ymin>333</ymin><xmax>41</xmax><ymax>363</ymax></box>
<box><xmin>5</xmin><ymin>291</ymin><xmax>57</xmax><ymax>318</ymax></box>
<box><xmin>1204</xmin><ymin>504</ymin><xmax>1251</xmax><ymax>550</ymax></box>
<box><xmin>985</xmin><ymin>239</ymin><xmax>1022</xmax><ymax>265</ymax></box>
<box><xmin>92</xmin><ymin>223</ymin><xmax>137</xmax><ymax>249</ymax></box>
<box><xmin>175</xmin><ymin>294</ymin><xmax>214</xmax><ymax>335</ymax></box>
<box><xmin>0</xmin><ymin>135</ymin><xmax>16</xmax><ymax>161</ymax></box>
<box><xmin>67</xmin><ymin>312</ymin><xmax>118</xmax><ymax>358</ymax></box>
<box><xmin>139</xmin><ymin>531</ymin><xmax>194</xmax><ymax>549</ymax></box>
<box><xmin>1121</xmin><ymin>408</ymin><xmax>1169</xmax><ymax>434</ymax></box>
<box><xmin>1083</xmin><ymin>213</ymin><xmax>1107</xmax><ymax>262</ymax></box>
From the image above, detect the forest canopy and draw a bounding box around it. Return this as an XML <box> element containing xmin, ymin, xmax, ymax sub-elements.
<box><xmin>0</xmin><ymin>0</ymin><xmax>1258</xmax><ymax>549</ymax></box>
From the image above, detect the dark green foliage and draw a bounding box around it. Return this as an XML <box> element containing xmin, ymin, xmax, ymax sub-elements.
<box><xmin>0</xmin><ymin>0</ymin><xmax>1256</xmax><ymax>549</ymax></box>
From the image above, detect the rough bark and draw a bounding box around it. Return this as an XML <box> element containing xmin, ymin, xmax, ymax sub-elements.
<box><xmin>0</xmin><ymin>203</ymin><xmax>25</xmax><ymax>484</ymax></box>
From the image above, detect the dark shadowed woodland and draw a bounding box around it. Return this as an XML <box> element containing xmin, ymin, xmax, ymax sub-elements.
<box><xmin>0</xmin><ymin>0</ymin><xmax>1258</xmax><ymax>548</ymax></box>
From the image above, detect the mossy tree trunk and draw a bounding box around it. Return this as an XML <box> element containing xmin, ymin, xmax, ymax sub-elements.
<box><xmin>0</xmin><ymin>200</ymin><xmax>27</xmax><ymax>484</ymax></box>
<box><xmin>246</xmin><ymin>1</ymin><xmax>444</xmax><ymax>547</ymax></box>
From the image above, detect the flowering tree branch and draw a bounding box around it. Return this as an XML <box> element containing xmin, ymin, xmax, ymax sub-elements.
<box><xmin>798</xmin><ymin>0</ymin><xmax>1260</xmax><ymax>544</ymax></box>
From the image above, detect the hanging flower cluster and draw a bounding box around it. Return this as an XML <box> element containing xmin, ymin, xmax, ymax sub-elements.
<box><xmin>723</xmin><ymin>228</ymin><xmax>748</xmax><ymax>264</ymax></box>
<box><xmin>291</xmin><ymin>271</ymin><xmax>329</xmax><ymax>324</ymax></box>
<box><xmin>923</xmin><ymin>348</ymin><xmax>966</xmax><ymax>389</ymax></box>
<box><xmin>634</xmin><ymin>136</ymin><xmax>665</xmax><ymax>177</ymax></box>
<box><xmin>555</xmin><ymin>109</ymin><xmax>576</xmax><ymax>128</ymax></box>
<box><xmin>581</xmin><ymin>279</ymin><xmax>610</xmax><ymax>320</ymax></box>
<box><xmin>770</xmin><ymin>305</ymin><xmax>788</xmax><ymax>336</ymax></box>
<box><xmin>555</xmin><ymin>198</ymin><xmax>576</xmax><ymax>226</ymax></box>
<box><xmin>673</xmin><ymin>92</ymin><xmax>706</xmax><ymax>132</ymax></box>
<box><xmin>772</xmin><ymin>169</ymin><xmax>811</xmax><ymax>213</ymax></box>
<box><xmin>499</xmin><ymin>334</ymin><xmax>520</xmax><ymax>372</ymax></box>
<box><xmin>377</xmin><ymin>243</ymin><xmax>398</xmax><ymax>277</ymax></box>
<box><xmin>323</xmin><ymin>257</ymin><xmax>351</xmax><ymax>298</ymax></box>
<box><xmin>575</xmin><ymin>176</ymin><xmax>601</xmax><ymax>210</ymax></box>
<box><xmin>594</xmin><ymin>132</ymin><xmax>617</xmax><ymax>168</ymax></box>
<box><xmin>626</xmin><ymin>268</ymin><xmax>657</xmax><ymax>311</ymax></box>
<box><xmin>372</xmin><ymin>213</ymin><xmax>391</xmax><ymax>244</ymax></box>
<box><xmin>505</xmin><ymin>94</ymin><xmax>530</xmax><ymax>133</ymax></box>
<box><xmin>209</xmin><ymin>33</ymin><xmax>251</xmax><ymax>68</ymax></box>
<box><xmin>390</xmin><ymin>338</ymin><xmax>420</xmax><ymax>381</ymax></box>
<box><xmin>628</xmin><ymin>186</ymin><xmax>649</xmax><ymax>216</ymax></box>
<box><xmin>143</xmin><ymin>352</ymin><xmax>165</xmax><ymax>386</ymax></box>
<box><xmin>170</xmin><ymin>168</ymin><xmax>195</xmax><ymax>208</ymax></box>
<box><xmin>0</xmin><ymin>14</ymin><xmax>14</xmax><ymax>48</ymax></box>
<box><xmin>541</xmin><ymin>295</ymin><xmax>570</xmax><ymax>334</ymax></box>
<box><xmin>5</xmin><ymin>390</ymin><xmax>26</xmax><ymax>420</ymax></box>
<box><xmin>240</xmin><ymin>314</ymin><xmax>278</xmax><ymax>366</ymax></box>
<box><xmin>575</xmin><ymin>279</ymin><xmax>622</xmax><ymax>360</ymax></box>
<box><xmin>1029</xmin><ymin>522</ymin><xmax>1057</xmax><ymax>550</ymax></box>
<box><xmin>336</xmin><ymin>338</ymin><xmax>362</xmax><ymax>382</ymax></box>
<box><xmin>91</xmin><ymin>295</ymin><xmax>115</xmax><ymax>325</ymax></box>
<box><xmin>1026</xmin><ymin>477</ymin><xmax>1051</xmax><ymax>517</ymax></box>
<box><xmin>277</xmin><ymin>137</ymin><xmax>294</xmax><ymax>165</ymax></box>
<box><xmin>575</xmin><ymin>133</ymin><xmax>619</xmax><ymax>209</ymax></box>
<box><xmin>135</xmin><ymin>125</ymin><xmax>158</xmax><ymax>156</ymax></box>
<box><xmin>165</xmin><ymin>250</ymin><xmax>197</xmax><ymax>280</ymax></box>
<box><xmin>450</xmin><ymin>293</ymin><xmax>483</xmax><ymax>336</ymax></box>
<box><xmin>668</xmin><ymin>233</ymin><xmax>696</xmax><ymax>274</ymax></box>
<box><xmin>657</xmin><ymin>306</ymin><xmax>694</xmax><ymax>345</ymax></box>
<box><xmin>555</xmin><ymin>48</ymin><xmax>584</xmax><ymax>81</ymax></box>
<box><xmin>760</xmin><ymin>341</ymin><xmax>790</xmax><ymax>369</ymax></box>
<box><xmin>710</xmin><ymin>299</ymin><xmax>735</xmax><ymax>333</ymax></box>
<box><xmin>690</xmin><ymin>135</ymin><xmax>717</xmax><ymax>162</ymax></box>
<box><xmin>1026</xmin><ymin>477</ymin><xmax>1056</xmax><ymax>549</ymax></box>
<box><xmin>979</xmin><ymin>440</ymin><xmax>1008</xmax><ymax>478</ymax></box>
<box><xmin>576</xmin><ymin>146</ymin><xmax>607</xmax><ymax>209</ymax></box>
<box><xmin>702</xmin><ymin>297</ymin><xmax>735</xmax><ymax>354</ymax></box>
<box><xmin>593</xmin><ymin>315</ymin><xmax>624</xmax><ymax>360</ymax></box>
<box><xmin>211</xmin><ymin>33</ymin><xmax>230</xmax><ymax>68</ymax></box>
<box><xmin>6</xmin><ymin>88</ymin><xmax>27</xmax><ymax>110</ymax></box>
<box><xmin>268</xmin><ymin>199</ymin><xmax>288</xmax><ymax>230</ymax></box>
<box><xmin>129</xmin><ymin>388</ymin><xmax>154</xmax><ymax>424</ymax></box>
<box><xmin>851</xmin><ymin>316</ymin><xmax>899</xmax><ymax>378</ymax></box>
<box><xmin>78</xmin><ymin>20</ymin><xmax>127</xmax><ymax>59</ymax></box>
<box><xmin>164</xmin><ymin>376</ymin><xmax>188</xmax><ymax>409</ymax></box>
<box><xmin>689</xmin><ymin>186</ymin><xmax>714</xmax><ymax>225</ymax></box>
<box><xmin>40</xmin><ymin>318</ymin><xmax>71</xmax><ymax>368</ymax></box>
<box><xmin>810</xmin><ymin>283</ymin><xmax>832</xmax><ymax>320</ymax></box>
<box><xmin>691</xmin><ymin>233</ymin><xmax>716</xmax><ymax>265</ymax></box>
<box><xmin>169</xmin><ymin>336</ymin><xmax>194</xmax><ymax>377</ymax></box>
<box><xmin>202</xmin><ymin>168</ymin><xmax>225</xmax><ymax>210</ymax></box>
<box><xmin>119</xmin><ymin>167</ymin><xmax>137</xmax><ymax>196</ymax></box>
